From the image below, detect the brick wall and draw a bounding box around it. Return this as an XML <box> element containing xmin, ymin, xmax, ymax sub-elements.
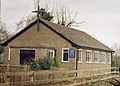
<box><xmin>78</xmin><ymin>48</ymin><xmax>111</xmax><ymax>69</ymax></box>
<box><xmin>3</xmin><ymin>23</ymin><xmax>76</xmax><ymax>70</ymax></box>
<box><xmin>3</xmin><ymin>22</ymin><xmax>111</xmax><ymax>70</ymax></box>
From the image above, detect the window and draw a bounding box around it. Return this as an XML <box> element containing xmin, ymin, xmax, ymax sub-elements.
<box><xmin>48</xmin><ymin>50</ymin><xmax>55</xmax><ymax>58</ymax></box>
<box><xmin>108</xmin><ymin>53</ymin><xmax>111</xmax><ymax>64</ymax></box>
<box><xmin>78</xmin><ymin>49</ymin><xmax>82</xmax><ymax>63</ymax></box>
<box><xmin>69</xmin><ymin>49</ymin><xmax>75</xmax><ymax>58</ymax></box>
<box><xmin>20</xmin><ymin>50</ymin><xmax>35</xmax><ymax>65</ymax></box>
<box><xmin>94</xmin><ymin>51</ymin><xmax>99</xmax><ymax>63</ymax></box>
<box><xmin>86</xmin><ymin>50</ymin><xmax>92</xmax><ymax>63</ymax></box>
<box><xmin>62</xmin><ymin>48</ymin><xmax>69</xmax><ymax>62</ymax></box>
<box><xmin>101</xmin><ymin>52</ymin><xmax>106</xmax><ymax>63</ymax></box>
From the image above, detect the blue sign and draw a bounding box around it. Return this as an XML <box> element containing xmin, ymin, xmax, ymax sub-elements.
<box><xmin>69</xmin><ymin>49</ymin><xmax>75</xmax><ymax>58</ymax></box>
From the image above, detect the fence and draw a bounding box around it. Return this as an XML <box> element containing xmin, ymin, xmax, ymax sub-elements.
<box><xmin>0</xmin><ymin>64</ymin><xmax>28</xmax><ymax>73</ymax></box>
<box><xmin>0</xmin><ymin>67</ymin><xmax>119</xmax><ymax>86</ymax></box>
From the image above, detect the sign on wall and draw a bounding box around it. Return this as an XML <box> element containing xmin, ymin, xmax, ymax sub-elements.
<box><xmin>69</xmin><ymin>49</ymin><xmax>75</xmax><ymax>58</ymax></box>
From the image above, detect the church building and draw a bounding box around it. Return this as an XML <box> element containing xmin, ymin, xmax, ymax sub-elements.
<box><xmin>1</xmin><ymin>19</ymin><xmax>113</xmax><ymax>70</ymax></box>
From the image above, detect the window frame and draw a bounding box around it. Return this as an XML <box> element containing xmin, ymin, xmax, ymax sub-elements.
<box><xmin>20</xmin><ymin>49</ymin><xmax>35</xmax><ymax>65</ymax></box>
<box><xmin>86</xmin><ymin>50</ymin><xmax>92</xmax><ymax>63</ymax></box>
<box><xmin>48</xmin><ymin>50</ymin><xmax>55</xmax><ymax>58</ymax></box>
<box><xmin>101</xmin><ymin>52</ymin><xmax>106</xmax><ymax>64</ymax></box>
<box><xmin>78</xmin><ymin>49</ymin><xmax>82</xmax><ymax>63</ymax></box>
<box><xmin>62</xmin><ymin>48</ymin><xmax>69</xmax><ymax>62</ymax></box>
<box><xmin>94</xmin><ymin>51</ymin><xmax>99</xmax><ymax>63</ymax></box>
<box><xmin>108</xmin><ymin>53</ymin><xmax>111</xmax><ymax>64</ymax></box>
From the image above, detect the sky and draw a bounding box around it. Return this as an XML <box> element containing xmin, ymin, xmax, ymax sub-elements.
<box><xmin>1</xmin><ymin>0</ymin><xmax>120</xmax><ymax>47</ymax></box>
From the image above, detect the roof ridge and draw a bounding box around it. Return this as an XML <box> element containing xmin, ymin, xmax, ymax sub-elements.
<box><xmin>41</xmin><ymin>19</ymin><xmax>85</xmax><ymax>32</ymax></box>
<box><xmin>1</xmin><ymin>18</ymin><xmax>112</xmax><ymax>52</ymax></box>
<box><xmin>41</xmin><ymin>19</ymin><xmax>112</xmax><ymax>51</ymax></box>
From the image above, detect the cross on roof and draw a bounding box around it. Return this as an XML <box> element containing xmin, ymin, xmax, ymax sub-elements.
<box><xmin>32</xmin><ymin>5</ymin><xmax>40</xmax><ymax>31</ymax></box>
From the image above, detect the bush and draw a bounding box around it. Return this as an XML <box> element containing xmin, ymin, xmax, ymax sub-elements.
<box><xmin>51</xmin><ymin>57</ymin><xmax>59</xmax><ymax>68</ymax></box>
<box><xmin>37</xmin><ymin>57</ymin><xmax>51</xmax><ymax>70</ymax></box>
<box><xmin>29</xmin><ymin>58</ymin><xmax>38</xmax><ymax>70</ymax></box>
<box><xmin>30</xmin><ymin>57</ymin><xmax>59</xmax><ymax>71</ymax></box>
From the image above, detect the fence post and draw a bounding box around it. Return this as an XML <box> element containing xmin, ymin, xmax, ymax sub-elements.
<box><xmin>98</xmin><ymin>69</ymin><xmax>100</xmax><ymax>84</ymax></box>
<box><xmin>29</xmin><ymin>72</ymin><xmax>34</xmax><ymax>86</ymax></box>
<box><xmin>30</xmin><ymin>72</ymin><xmax>34</xmax><ymax>81</ymax></box>
<box><xmin>118</xmin><ymin>67</ymin><xmax>120</xmax><ymax>77</ymax></box>
<box><xmin>26</xmin><ymin>65</ymin><xmax>30</xmax><ymax>72</ymax></box>
<box><xmin>7</xmin><ymin>64</ymin><xmax>10</xmax><ymax>72</ymax></box>
<box><xmin>83</xmin><ymin>70</ymin><xmax>86</xmax><ymax>84</ymax></box>
<box><xmin>48</xmin><ymin>71</ymin><xmax>51</xmax><ymax>86</ymax></box>
<box><xmin>5</xmin><ymin>72</ymin><xmax>11</xmax><ymax>86</ymax></box>
<box><xmin>74</xmin><ymin>70</ymin><xmax>77</xmax><ymax>85</ymax></box>
<box><xmin>116</xmin><ymin>67</ymin><xmax>119</xmax><ymax>77</ymax></box>
<box><xmin>91</xmin><ymin>70</ymin><xmax>94</xmax><ymax>82</ymax></box>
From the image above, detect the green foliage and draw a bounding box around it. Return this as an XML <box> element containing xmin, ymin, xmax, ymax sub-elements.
<box><xmin>39</xmin><ymin>8</ymin><xmax>53</xmax><ymax>21</ymax></box>
<box><xmin>0</xmin><ymin>53</ymin><xmax>3</xmax><ymax>64</ymax></box>
<box><xmin>29</xmin><ymin>57</ymin><xmax>59</xmax><ymax>71</ymax></box>
<box><xmin>29</xmin><ymin>58</ymin><xmax>38</xmax><ymax>70</ymax></box>
<box><xmin>51</xmin><ymin>57</ymin><xmax>59</xmax><ymax>68</ymax></box>
<box><xmin>0</xmin><ymin>45</ymin><xmax>3</xmax><ymax>54</ymax></box>
<box><xmin>37</xmin><ymin>57</ymin><xmax>51</xmax><ymax>70</ymax></box>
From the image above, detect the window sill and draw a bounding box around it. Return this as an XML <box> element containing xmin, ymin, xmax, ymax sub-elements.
<box><xmin>78</xmin><ymin>61</ymin><xmax>82</xmax><ymax>63</ymax></box>
<box><xmin>101</xmin><ymin>62</ymin><xmax>106</xmax><ymax>64</ymax></box>
<box><xmin>94</xmin><ymin>62</ymin><xmax>99</xmax><ymax>64</ymax></box>
<box><xmin>62</xmin><ymin>61</ymin><xmax>69</xmax><ymax>63</ymax></box>
<box><xmin>108</xmin><ymin>62</ymin><xmax>111</xmax><ymax>64</ymax></box>
<box><xmin>86</xmin><ymin>62</ymin><xmax>92</xmax><ymax>63</ymax></box>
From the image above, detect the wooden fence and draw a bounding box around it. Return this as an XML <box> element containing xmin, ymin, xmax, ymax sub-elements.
<box><xmin>0</xmin><ymin>64</ymin><xmax>28</xmax><ymax>73</ymax></box>
<box><xmin>0</xmin><ymin>67</ymin><xmax>119</xmax><ymax>86</ymax></box>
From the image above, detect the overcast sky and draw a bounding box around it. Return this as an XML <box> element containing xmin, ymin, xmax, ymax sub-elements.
<box><xmin>1</xmin><ymin>0</ymin><xmax>120</xmax><ymax>47</ymax></box>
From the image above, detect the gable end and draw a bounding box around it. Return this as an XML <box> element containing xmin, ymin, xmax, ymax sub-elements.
<box><xmin>1</xmin><ymin>19</ymin><xmax>77</xmax><ymax>47</ymax></box>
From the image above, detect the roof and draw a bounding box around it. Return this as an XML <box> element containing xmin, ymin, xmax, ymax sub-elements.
<box><xmin>1</xmin><ymin>19</ymin><xmax>113</xmax><ymax>52</ymax></box>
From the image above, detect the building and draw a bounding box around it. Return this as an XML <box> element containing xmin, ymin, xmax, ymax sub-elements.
<box><xmin>1</xmin><ymin>19</ymin><xmax>113</xmax><ymax>70</ymax></box>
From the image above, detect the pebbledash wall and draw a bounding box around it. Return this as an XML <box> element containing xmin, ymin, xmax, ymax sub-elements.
<box><xmin>3</xmin><ymin>21</ymin><xmax>111</xmax><ymax>70</ymax></box>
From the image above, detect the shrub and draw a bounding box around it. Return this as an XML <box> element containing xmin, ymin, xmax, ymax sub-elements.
<box><xmin>51</xmin><ymin>57</ymin><xmax>59</xmax><ymax>68</ymax></box>
<box><xmin>29</xmin><ymin>58</ymin><xmax>38</xmax><ymax>70</ymax></box>
<box><xmin>29</xmin><ymin>57</ymin><xmax>59</xmax><ymax>71</ymax></box>
<box><xmin>37</xmin><ymin>57</ymin><xmax>51</xmax><ymax>70</ymax></box>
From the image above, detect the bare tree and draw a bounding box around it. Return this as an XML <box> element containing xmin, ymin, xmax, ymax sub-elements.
<box><xmin>111</xmin><ymin>43</ymin><xmax>120</xmax><ymax>56</ymax></box>
<box><xmin>16</xmin><ymin>15</ymin><xmax>36</xmax><ymax>33</ymax></box>
<box><xmin>16</xmin><ymin>6</ymin><xmax>84</xmax><ymax>33</ymax></box>
<box><xmin>0</xmin><ymin>22</ymin><xmax>11</xmax><ymax>44</ymax></box>
<box><xmin>16</xmin><ymin>7</ymin><xmax>54</xmax><ymax>33</ymax></box>
<box><xmin>53</xmin><ymin>8</ymin><xmax>85</xmax><ymax>27</ymax></box>
<box><xmin>111</xmin><ymin>43</ymin><xmax>120</xmax><ymax>67</ymax></box>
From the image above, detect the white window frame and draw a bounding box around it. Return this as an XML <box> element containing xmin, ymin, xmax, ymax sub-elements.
<box><xmin>101</xmin><ymin>52</ymin><xmax>106</xmax><ymax>64</ymax></box>
<box><xmin>86</xmin><ymin>50</ymin><xmax>92</xmax><ymax>63</ymax></box>
<box><xmin>94</xmin><ymin>51</ymin><xmax>99</xmax><ymax>63</ymax></box>
<box><xmin>108</xmin><ymin>53</ymin><xmax>111</xmax><ymax>64</ymax></box>
<box><xmin>48</xmin><ymin>50</ymin><xmax>55</xmax><ymax>58</ymax></box>
<box><xmin>78</xmin><ymin>49</ymin><xmax>82</xmax><ymax>63</ymax></box>
<box><xmin>62</xmin><ymin>48</ymin><xmax>69</xmax><ymax>62</ymax></box>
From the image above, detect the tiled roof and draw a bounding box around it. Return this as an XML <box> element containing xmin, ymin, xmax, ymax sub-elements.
<box><xmin>41</xmin><ymin>19</ymin><xmax>112</xmax><ymax>51</ymax></box>
<box><xmin>1</xmin><ymin>19</ymin><xmax>113</xmax><ymax>51</ymax></box>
